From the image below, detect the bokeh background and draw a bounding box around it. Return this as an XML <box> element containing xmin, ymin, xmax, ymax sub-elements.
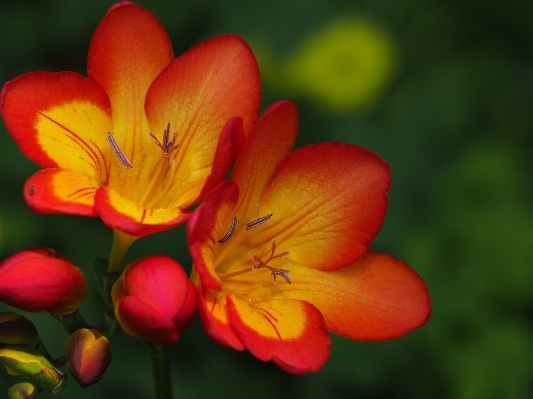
<box><xmin>1</xmin><ymin>0</ymin><xmax>533</xmax><ymax>398</ymax></box>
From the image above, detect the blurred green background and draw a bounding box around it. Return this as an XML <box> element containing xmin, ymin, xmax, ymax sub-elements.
<box><xmin>1</xmin><ymin>0</ymin><xmax>533</xmax><ymax>398</ymax></box>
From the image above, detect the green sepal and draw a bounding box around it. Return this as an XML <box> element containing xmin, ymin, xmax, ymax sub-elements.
<box><xmin>91</xmin><ymin>257</ymin><xmax>120</xmax><ymax>304</ymax></box>
<box><xmin>51</xmin><ymin>310</ymin><xmax>89</xmax><ymax>335</ymax></box>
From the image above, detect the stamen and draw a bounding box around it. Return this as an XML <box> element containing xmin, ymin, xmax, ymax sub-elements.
<box><xmin>218</xmin><ymin>217</ymin><xmax>237</xmax><ymax>243</ymax></box>
<box><xmin>148</xmin><ymin>123</ymin><xmax>179</xmax><ymax>165</ymax></box>
<box><xmin>246</xmin><ymin>214</ymin><xmax>273</xmax><ymax>230</ymax></box>
<box><xmin>271</xmin><ymin>269</ymin><xmax>291</xmax><ymax>284</ymax></box>
<box><xmin>107</xmin><ymin>132</ymin><xmax>132</xmax><ymax>168</ymax></box>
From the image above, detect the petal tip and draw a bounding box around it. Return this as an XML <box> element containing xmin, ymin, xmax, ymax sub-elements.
<box><xmin>108</xmin><ymin>1</ymin><xmax>134</xmax><ymax>13</ymax></box>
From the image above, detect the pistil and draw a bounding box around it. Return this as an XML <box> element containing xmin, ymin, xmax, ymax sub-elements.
<box><xmin>136</xmin><ymin>124</ymin><xmax>180</xmax><ymax>208</ymax></box>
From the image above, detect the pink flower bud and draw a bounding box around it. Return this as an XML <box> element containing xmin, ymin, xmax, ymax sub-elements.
<box><xmin>0</xmin><ymin>248</ymin><xmax>88</xmax><ymax>315</ymax></box>
<box><xmin>111</xmin><ymin>255</ymin><xmax>197</xmax><ymax>345</ymax></box>
<box><xmin>66</xmin><ymin>328</ymin><xmax>112</xmax><ymax>387</ymax></box>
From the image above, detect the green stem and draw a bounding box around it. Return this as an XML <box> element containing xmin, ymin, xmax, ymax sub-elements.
<box><xmin>147</xmin><ymin>342</ymin><xmax>174</xmax><ymax>399</ymax></box>
<box><xmin>108</xmin><ymin>229</ymin><xmax>138</xmax><ymax>273</ymax></box>
<box><xmin>51</xmin><ymin>310</ymin><xmax>89</xmax><ymax>335</ymax></box>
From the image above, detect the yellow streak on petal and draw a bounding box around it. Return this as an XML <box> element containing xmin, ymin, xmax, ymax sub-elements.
<box><xmin>52</xmin><ymin>170</ymin><xmax>99</xmax><ymax>208</ymax></box>
<box><xmin>36</xmin><ymin>101</ymin><xmax>111</xmax><ymax>183</ymax></box>
<box><xmin>106</xmin><ymin>189</ymin><xmax>185</xmax><ymax>224</ymax></box>
<box><xmin>230</xmin><ymin>295</ymin><xmax>306</xmax><ymax>340</ymax></box>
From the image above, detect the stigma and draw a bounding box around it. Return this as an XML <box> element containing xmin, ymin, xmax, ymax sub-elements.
<box><xmin>149</xmin><ymin>123</ymin><xmax>179</xmax><ymax>165</ymax></box>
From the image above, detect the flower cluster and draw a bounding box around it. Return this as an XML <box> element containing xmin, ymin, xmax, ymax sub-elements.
<box><xmin>0</xmin><ymin>1</ymin><xmax>430</xmax><ymax>396</ymax></box>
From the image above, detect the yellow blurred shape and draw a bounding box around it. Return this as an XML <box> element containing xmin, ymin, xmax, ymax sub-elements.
<box><xmin>285</xmin><ymin>18</ymin><xmax>397</xmax><ymax>112</ymax></box>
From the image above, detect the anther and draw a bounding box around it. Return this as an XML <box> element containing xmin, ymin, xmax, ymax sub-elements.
<box><xmin>218</xmin><ymin>217</ymin><xmax>237</xmax><ymax>243</ymax></box>
<box><xmin>107</xmin><ymin>132</ymin><xmax>132</xmax><ymax>168</ymax></box>
<box><xmin>149</xmin><ymin>123</ymin><xmax>179</xmax><ymax>165</ymax></box>
<box><xmin>271</xmin><ymin>269</ymin><xmax>291</xmax><ymax>285</ymax></box>
<box><xmin>246</xmin><ymin>214</ymin><xmax>273</xmax><ymax>230</ymax></box>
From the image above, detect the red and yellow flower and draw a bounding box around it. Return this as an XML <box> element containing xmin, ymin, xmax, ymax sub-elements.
<box><xmin>187</xmin><ymin>101</ymin><xmax>431</xmax><ymax>374</ymax></box>
<box><xmin>0</xmin><ymin>2</ymin><xmax>260</xmax><ymax>240</ymax></box>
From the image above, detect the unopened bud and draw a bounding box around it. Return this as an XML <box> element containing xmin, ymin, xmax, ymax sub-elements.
<box><xmin>0</xmin><ymin>312</ymin><xmax>39</xmax><ymax>347</ymax></box>
<box><xmin>66</xmin><ymin>328</ymin><xmax>111</xmax><ymax>387</ymax></box>
<box><xmin>0</xmin><ymin>346</ymin><xmax>65</xmax><ymax>393</ymax></box>
<box><xmin>8</xmin><ymin>382</ymin><xmax>38</xmax><ymax>399</ymax></box>
<box><xmin>0</xmin><ymin>248</ymin><xmax>88</xmax><ymax>315</ymax></box>
<box><xmin>112</xmin><ymin>255</ymin><xmax>197</xmax><ymax>345</ymax></box>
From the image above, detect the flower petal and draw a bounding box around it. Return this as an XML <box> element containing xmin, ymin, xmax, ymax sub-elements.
<box><xmin>197</xmin><ymin>285</ymin><xmax>244</xmax><ymax>351</ymax></box>
<box><xmin>0</xmin><ymin>248</ymin><xmax>88</xmax><ymax>315</ymax></box>
<box><xmin>94</xmin><ymin>187</ymin><xmax>189</xmax><ymax>236</ymax></box>
<box><xmin>188</xmin><ymin>181</ymin><xmax>240</xmax><ymax>290</ymax></box>
<box><xmin>276</xmin><ymin>251</ymin><xmax>431</xmax><ymax>340</ymax></box>
<box><xmin>253</xmin><ymin>142</ymin><xmax>391</xmax><ymax>270</ymax></box>
<box><xmin>1</xmin><ymin>71</ymin><xmax>111</xmax><ymax>181</ymax></box>
<box><xmin>145</xmin><ymin>35</ymin><xmax>261</xmax><ymax>207</ymax></box>
<box><xmin>87</xmin><ymin>2</ymin><xmax>173</xmax><ymax>178</ymax></box>
<box><xmin>116</xmin><ymin>296</ymin><xmax>178</xmax><ymax>346</ymax></box>
<box><xmin>226</xmin><ymin>295</ymin><xmax>331</xmax><ymax>374</ymax></box>
<box><xmin>24</xmin><ymin>169</ymin><xmax>99</xmax><ymax>216</ymax></box>
<box><xmin>194</xmin><ymin>117</ymin><xmax>246</xmax><ymax>205</ymax></box>
<box><xmin>230</xmin><ymin>101</ymin><xmax>298</xmax><ymax>224</ymax></box>
<box><xmin>122</xmin><ymin>255</ymin><xmax>190</xmax><ymax>315</ymax></box>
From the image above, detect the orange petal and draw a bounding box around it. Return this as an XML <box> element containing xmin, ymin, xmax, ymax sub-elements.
<box><xmin>230</xmin><ymin>101</ymin><xmax>298</xmax><ymax>223</ymax></box>
<box><xmin>94</xmin><ymin>187</ymin><xmax>189</xmax><ymax>236</ymax></box>
<box><xmin>251</xmin><ymin>142</ymin><xmax>391</xmax><ymax>270</ymax></box>
<box><xmin>188</xmin><ymin>181</ymin><xmax>239</xmax><ymax>290</ymax></box>
<box><xmin>278</xmin><ymin>251</ymin><xmax>431</xmax><ymax>340</ymax></box>
<box><xmin>197</xmin><ymin>285</ymin><xmax>244</xmax><ymax>351</ymax></box>
<box><xmin>226</xmin><ymin>295</ymin><xmax>331</xmax><ymax>374</ymax></box>
<box><xmin>1</xmin><ymin>71</ymin><xmax>111</xmax><ymax>181</ymax></box>
<box><xmin>194</xmin><ymin>117</ymin><xmax>246</xmax><ymax>205</ymax></box>
<box><xmin>24</xmin><ymin>169</ymin><xmax>99</xmax><ymax>216</ymax></box>
<box><xmin>145</xmin><ymin>35</ymin><xmax>261</xmax><ymax>207</ymax></box>
<box><xmin>87</xmin><ymin>2</ymin><xmax>173</xmax><ymax>174</ymax></box>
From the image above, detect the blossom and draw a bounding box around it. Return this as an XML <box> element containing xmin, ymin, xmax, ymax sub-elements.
<box><xmin>0</xmin><ymin>2</ymin><xmax>260</xmax><ymax>238</ymax></box>
<box><xmin>0</xmin><ymin>248</ymin><xmax>88</xmax><ymax>315</ymax></box>
<box><xmin>111</xmin><ymin>255</ymin><xmax>197</xmax><ymax>345</ymax></box>
<box><xmin>187</xmin><ymin>101</ymin><xmax>431</xmax><ymax>374</ymax></box>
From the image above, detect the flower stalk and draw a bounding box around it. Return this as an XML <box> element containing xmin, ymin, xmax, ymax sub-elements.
<box><xmin>148</xmin><ymin>343</ymin><xmax>174</xmax><ymax>399</ymax></box>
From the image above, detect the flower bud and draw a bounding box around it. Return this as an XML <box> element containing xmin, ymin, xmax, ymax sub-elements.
<box><xmin>0</xmin><ymin>346</ymin><xmax>66</xmax><ymax>393</ymax></box>
<box><xmin>8</xmin><ymin>382</ymin><xmax>38</xmax><ymax>399</ymax></box>
<box><xmin>0</xmin><ymin>312</ymin><xmax>39</xmax><ymax>347</ymax></box>
<box><xmin>112</xmin><ymin>255</ymin><xmax>197</xmax><ymax>345</ymax></box>
<box><xmin>0</xmin><ymin>248</ymin><xmax>88</xmax><ymax>315</ymax></box>
<box><xmin>66</xmin><ymin>328</ymin><xmax>111</xmax><ymax>387</ymax></box>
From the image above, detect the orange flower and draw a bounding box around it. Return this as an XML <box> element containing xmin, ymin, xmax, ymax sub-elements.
<box><xmin>0</xmin><ymin>2</ymin><xmax>260</xmax><ymax>239</ymax></box>
<box><xmin>187</xmin><ymin>101</ymin><xmax>431</xmax><ymax>374</ymax></box>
